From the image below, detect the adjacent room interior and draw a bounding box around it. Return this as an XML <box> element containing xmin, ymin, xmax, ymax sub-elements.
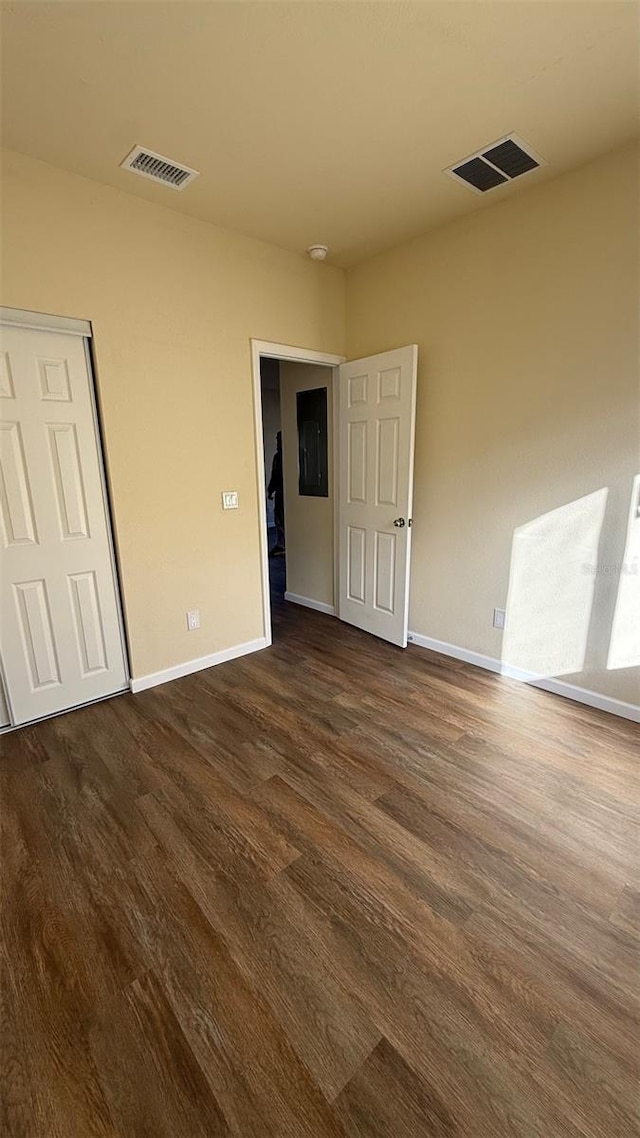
<box><xmin>259</xmin><ymin>353</ymin><xmax>336</xmax><ymax>631</ymax></box>
<box><xmin>1</xmin><ymin>2</ymin><xmax>638</xmax><ymax>1136</ymax></box>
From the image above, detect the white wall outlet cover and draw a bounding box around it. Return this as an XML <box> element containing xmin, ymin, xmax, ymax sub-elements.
<box><xmin>493</xmin><ymin>607</ymin><xmax>506</xmax><ymax>630</ymax></box>
<box><xmin>222</xmin><ymin>491</ymin><xmax>239</xmax><ymax>510</ymax></box>
<box><xmin>186</xmin><ymin>609</ymin><xmax>200</xmax><ymax>630</ymax></box>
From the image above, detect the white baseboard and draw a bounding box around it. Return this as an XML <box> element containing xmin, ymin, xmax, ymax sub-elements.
<box><xmin>408</xmin><ymin>631</ymin><xmax>640</xmax><ymax>723</ymax></box>
<box><xmin>130</xmin><ymin>636</ymin><xmax>269</xmax><ymax>694</ymax></box>
<box><xmin>408</xmin><ymin>632</ymin><xmax>501</xmax><ymax>676</ymax></box>
<box><xmin>284</xmin><ymin>591</ymin><xmax>335</xmax><ymax>617</ymax></box>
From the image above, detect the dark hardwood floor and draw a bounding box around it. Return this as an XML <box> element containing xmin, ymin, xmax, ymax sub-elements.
<box><xmin>2</xmin><ymin>573</ymin><xmax>639</xmax><ymax>1136</ymax></box>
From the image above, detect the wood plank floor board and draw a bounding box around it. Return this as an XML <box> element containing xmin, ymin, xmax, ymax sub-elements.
<box><xmin>1</xmin><ymin>583</ymin><xmax>638</xmax><ymax>1136</ymax></box>
<box><xmin>254</xmin><ymin>779</ymin><xmax>567</xmax><ymax>1071</ymax></box>
<box><xmin>376</xmin><ymin>783</ymin><xmax>638</xmax><ymax>973</ymax></box>
<box><xmin>333</xmin><ymin>1036</ymin><xmax>458</xmax><ymax>1138</ymax></box>
<box><xmin>108</xmin><ymin>968</ymin><xmax>231</xmax><ymax>1138</ymax></box>
<box><xmin>464</xmin><ymin>907</ymin><xmax>639</xmax><ymax>1083</ymax></box>
<box><xmin>281</xmin><ymin>855</ymin><xmax>570</xmax><ymax>1138</ymax></box>
<box><xmin>543</xmin><ymin>1022</ymin><xmax>639</xmax><ymax>1138</ymax></box>
<box><xmin>135</xmin><ymin>679</ymin><xmax>282</xmax><ymax>795</ymax></box>
<box><xmin>113</xmin><ymin>701</ymin><xmax>300</xmax><ymax>878</ymax></box>
<box><xmin>280</xmin><ymin>732</ymin><xmax>398</xmax><ymax>802</ymax></box>
<box><xmin>1</xmin><ymin>948</ymin><xmax>115</xmax><ymax>1138</ymax></box>
<box><xmin>271</xmin><ymin>760</ymin><xmax>474</xmax><ymax>923</ymax></box>
<box><xmin>377</xmin><ymin>774</ymin><xmax>628</xmax><ymax>917</ymax></box>
<box><xmin>1</xmin><ymin>854</ymin><xmax>117</xmax><ymax>1138</ymax></box>
<box><xmin>123</xmin><ymin>844</ymin><xmax>349</xmax><ymax>1138</ymax></box>
<box><xmin>610</xmin><ymin>884</ymin><xmax>640</xmax><ymax>939</ymax></box>
<box><xmin>159</xmin><ymin>839</ymin><xmax>382</xmax><ymax>1101</ymax></box>
<box><xmin>362</xmin><ymin>725</ymin><xmax>637</xmax><ymax>885</ymax></box>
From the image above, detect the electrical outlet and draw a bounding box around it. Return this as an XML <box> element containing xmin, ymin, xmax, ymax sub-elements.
<box><xmin>186</xmin><ymin>609</ymin><xmax>200</xmax><ymax>631</ymax></box>
<box><xmin>493</xmin><ymin>607</ymin><xmax>506</xmax><ymax>630</ymax></box>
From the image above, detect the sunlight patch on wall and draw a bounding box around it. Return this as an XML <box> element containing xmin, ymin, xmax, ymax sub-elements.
<box><xmin>608</xmin><ymin>474</ymin><xmax>640</xmax><ymax>671</ymax></box>
<box><xmin>502</xmin><ymin>489</ymin><xmax>608</xmax><ymax>678</ymax></box>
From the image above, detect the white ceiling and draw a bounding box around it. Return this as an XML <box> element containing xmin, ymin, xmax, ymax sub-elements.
<box><xmin>1</xmin><ymin>1</ymin><xmax>638</xmax><ymax>266</ymax></box>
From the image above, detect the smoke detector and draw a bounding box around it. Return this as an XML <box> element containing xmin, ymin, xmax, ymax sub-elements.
<box><xmin>444</xmin><ymin>134</ymin><xmax>545</xmax><ymax>195</ymax></box>
<box><xmin>120</xmin><ymin>145</ymin><xmax>200</xmax><ymax>191</ymax></box>
<box><xmin>307</xmin><ymin>244</ymin><xmax>329</xmax><ymax>261</ymax></box>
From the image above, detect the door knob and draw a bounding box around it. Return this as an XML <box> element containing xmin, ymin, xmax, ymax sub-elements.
<box><xmin>393</xmin><ymin>517</ymin><xmax>406</xmax><ymax>527</ymax></box>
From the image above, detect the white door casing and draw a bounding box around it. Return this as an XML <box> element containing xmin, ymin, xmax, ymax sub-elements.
<box><xmin>337</xmin><ymin>345</ymin><xmax>418</xmax><ymax>647</ymax></box>
<box><xmin>0</xmin><ymin>323</ymin><xmax>127</xmax><ymax>725</ymax></box>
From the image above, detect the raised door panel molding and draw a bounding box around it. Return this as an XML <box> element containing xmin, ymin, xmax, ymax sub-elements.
<box><xmin>347</xmin><ymin>373</ymin><xmax>368</xmax><ymax>408</ymax></box>
<box><xmin>69</xmin><ymin>571</ymin><xmax>108</xmax><ymax>676</ymax></box>
<box><xmin>0</xmin><ymin>422</ymin><xmax>38</xmax><ymax>546</ymax></box>
<box><xmin>38</xmin><ymin>356</ymin><xmax>72</xmax><ymax>402</ymax></box>
<box><xmin>348</xmin><ymin>420</ymin><xmax>367</xmax><ymax>504</ymax></box>
<box><xmin>376</xmin><ymin>417</ymin><xmax>399</xmax><ymax>507</ymax></box>
<box><xmin>14</xmin><ymin>579</ymin><xmax>61</xmax><ymax>690</ymax></box>
<box><xmin>374</xmin><ymin>530</ymin><xmax>396</xmax><ymax>614</ymax></box>
<box><xmin>347</xmin><ymin>525</ymin><xmax>366</xmax><ymax>605</ymax></box>
<box><xmin>0</xmin><ymin>352</ymin><xmax>16</xmax><ymax>399</ymax></box>
<box><xmin>47</xmin><ymin>423</ymin><xmax>90</xmax><ymax>540</ymax></box>
<box><xmin>377</xmin><ymin>366</ymin><xmax>401</xmax><ymax>402</ymax></box>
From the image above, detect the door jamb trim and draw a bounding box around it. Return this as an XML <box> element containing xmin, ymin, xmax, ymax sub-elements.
<box><xmin>83</xmin><ymin>337</ymin><xmax>133</xmax><ymax>689</ymax></box>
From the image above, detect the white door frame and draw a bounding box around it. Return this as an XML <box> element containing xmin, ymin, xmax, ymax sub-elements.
<box><xmin>83</xmin><ymin>336</ymin><xmax>132</xmax><ymax>690</ymax></box>
<box><xmin>250</xmin><ymin>339</ymin><xmax>345</xmax><ymax>644</ymax></box>
<box><xmin>0</xmin><ymin>306</ymin><xmax>131</xmax><ymax>731</ymax></box>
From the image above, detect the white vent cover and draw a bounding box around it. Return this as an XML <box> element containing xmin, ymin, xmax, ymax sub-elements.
<box><xmin>120</xmin><ymin>145</ymin><xmax>200</xmax><ymax>191</ymax></box>
<box><xmin>444</xmin><ymin>134</ymin><xmax>546</xmax><ymax>195</ymax></box>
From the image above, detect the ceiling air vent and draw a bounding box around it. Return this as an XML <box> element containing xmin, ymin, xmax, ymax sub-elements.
<box><xmin>120</xmin><ymin>145</ymin><xmax>200</xmax><ymax>191</ymax></box>
<box><xmin>445</xmin><ymin>134</ymin><xmax>545</xmax><ymax>195</ymax></box>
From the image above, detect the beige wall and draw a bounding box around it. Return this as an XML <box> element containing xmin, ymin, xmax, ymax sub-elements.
<box><xmin>347</xmin><ymin>143</ymin><xmax>639</xmax><ymax>706</ymax></box>
<box><xmin>0</xmin><ymin>149</ymin><xmax>345</xmax><ymax>678</ymax></box>
<box><xmin>279</xmin><ymin>362</ymin><xmax>334</xmax><ymax>608</ymax></box>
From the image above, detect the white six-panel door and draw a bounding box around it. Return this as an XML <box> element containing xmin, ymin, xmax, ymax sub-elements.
<box><xmin>337</xmin><ymin>346</ymin><xmax>418</xmax><ymax>647</ymax></box>
<box><xmin>0</xmin><ymin>322</ymin><xmax>127</xmax><ymax>725</ymax></box>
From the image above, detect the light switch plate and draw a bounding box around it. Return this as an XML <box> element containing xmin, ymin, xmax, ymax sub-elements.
<box><xmin>493</xmin><ymin>607</ymin><xmax>506</xmax><ymax>630</ymax></box>
<box><xmin>222</xmin><ymin>491</ymin><xmax>239</xmax><ymax>510</ymax></box>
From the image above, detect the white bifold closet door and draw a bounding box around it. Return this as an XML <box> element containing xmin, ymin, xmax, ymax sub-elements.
<box><xmin>0</xmin><ymin>321</ymin><xmax>127</xmax><ymax>726</ymax></box>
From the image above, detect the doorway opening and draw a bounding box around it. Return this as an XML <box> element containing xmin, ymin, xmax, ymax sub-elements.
<box><xmin>259</xmin><ymin>358</ymin><xmax>286</xmax><ymax>612</ymax></box>
<box><xmin>257</xmin><ymin>346</ymin><xmax>340</xmax><ymax>641</ymax></box>
<box><xmin>252</xmin><ymin>336</ymin><xmax>343</xmax><ymax>646</ymax></box>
